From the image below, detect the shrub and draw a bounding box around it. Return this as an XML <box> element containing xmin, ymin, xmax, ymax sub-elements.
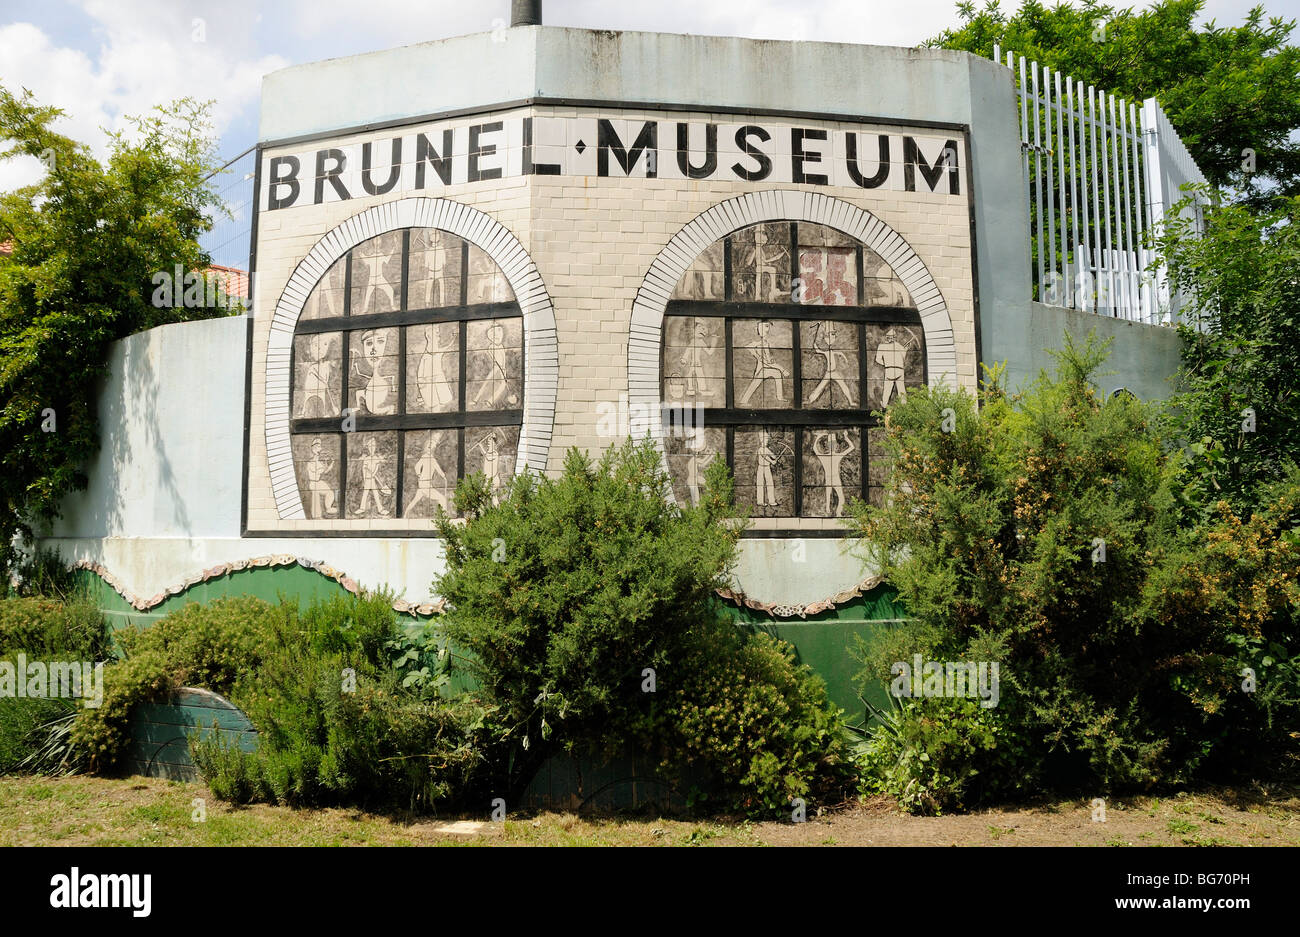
<box><xmin>849</xmin><ymin>695</ymin><xmax>1023</xmax><ymax>815</ymax></box>
<box><xmin>193</xmin><ymin>592</ymin><xmax>493</xmax><ymax>811</ymax></box>
<box><xmin>662</xmin><ymin>627</ymin><xmax>854</xmax><ymax>815</ymax></box>
<box><xmin>847</xmin><ymin>334</ymin><xmax>1300</xmax><ymax>811</ymax></box>
<box><xmin>4</xmin><ymin>547</ymin><xmax>79</xmax><ymax>600</ymax></box>
<box><xmin>0</xmin><ymin>595</ymin><xmax>110</xmax><ymax>659</ymax></box>
<box><xmin>0</xmin><ymin>697</ymin><xmax>77</xmax><ymax>774</ymax></box>
<box><xmin>72</xmin><ymin>595</ymin><xmax>283</xmax><ymax>772</ymax></box>
<box><xmin>0</xmin><ymin>595</ymin><xmax>109</xmax><ymax>775</ymax></box>
<box><xmin>433</xmin><ymin>437</ymin><xmax>850</xmax><ymax>815</ymax></box>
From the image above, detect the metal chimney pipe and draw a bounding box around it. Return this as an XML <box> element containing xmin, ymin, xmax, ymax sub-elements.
<box><xmin>511</xmin><ymin>0</ymin><xmax>542</xmax><ymax>26</ymax></box>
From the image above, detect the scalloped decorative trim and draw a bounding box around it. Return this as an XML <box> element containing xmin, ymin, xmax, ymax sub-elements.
<box><xmin>714</xmin><ymin>573</ymin><xmax>887</xmax><ymax>619</ymax></box>
<box><xmin>73</xmin><ymin>560</ymin><xmax>882</xmax><ymax>621</ymax></box>
<box><xmin>72</xmin><ymin>557</ymin><xmax>446</xmax><ymax>617</ymax></box>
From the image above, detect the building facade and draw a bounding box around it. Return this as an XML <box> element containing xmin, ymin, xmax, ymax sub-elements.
<box><xmin>45</xmin><ymin>26</ymin><xmax>1184</xmax><ymax>673</ymax></box>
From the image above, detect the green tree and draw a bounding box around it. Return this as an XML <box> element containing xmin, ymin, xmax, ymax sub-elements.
<box><xmin>432</xmin><ymin>438</ymin><xmax>853</xmax><ymax>813</ymax></box>
<box><xmin>0</xmin><ymin>88</ymin><xmax>228</xmax><ymax>585</ymax></box>
<box><xmin>847</xmin><ymin>335</ymin><xmax>1300</xmax><ymax>811</ymax></box>
<box><xmin>930</xmin><ymin>1</ymin><xmax>1300</xmax><ymax>206</ymax></box>
<box><xmin>1155</xmin><ymin>195</ymin><xmax>1300</xmax><ymax>514</ymax></box>
<box><xmin>432</xmin><ymin>439</ymin><xmax>744</xmax><ymax>799</ymax></box>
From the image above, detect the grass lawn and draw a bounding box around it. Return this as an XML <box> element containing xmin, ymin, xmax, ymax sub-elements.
<box><xmin>1</xmin><ymin>775</ymin><xmax>1298</xmax><ymax>846</ymax></box>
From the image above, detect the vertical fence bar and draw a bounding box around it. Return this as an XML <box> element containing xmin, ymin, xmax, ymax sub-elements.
<box><xmin>1070</xmin><ymin>77</ymin><xmax>1085</xmax><ymax>311</ymax></box>
<box><xmin>1118</xmin><ymin>99</ymin><xmax>1137</xmax><ymax>320</ymax></box>
<box><xmin>1130</xmin><ymin>101</ymin><xmax>1151</xmax><ymax>322</ymax></box>
<box><xmin>1114</xmin><ymin>96</ymin><xmax>1131</xmax><ymax>318</ymax></box>
<box><xmin>1055</xmin><ymin>69</ymin><xmax>1070</xmax><ymax>309</ymax></box>
<box><xmin>1097</xmin><ymin>90</ymin><xmax>1114</xmax><ymax>316</ymax></box>
<box><xmin>1089</xmin><ymin>86</ymin><xmax>1102</xmax><ymax>314</ymax></box>
<box><xmin>1031</xmin><ymin>61</ymin><xmax>1047</xmax><ymax>300</ymax></box>
<box><xmin>1107</xmin><ymin>94</ymin><xmax>1124</xmax><ymax>318</ymax></box>
<box><xmin>1142</xmin><ymin>98</ymin><xmax>1170</xmax><ymax>324</ymax></box>
<box><xmin>1019</xmin><ymin>55</ymin><xmax>1033</xmax><ymax>297</ymax></box>
<box><xmin>1042</xmin><ymin>65</ymin><xmax>1059</xmax><ymax>305</ymax></box>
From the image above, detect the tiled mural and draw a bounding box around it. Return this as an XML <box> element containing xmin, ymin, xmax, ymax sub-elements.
<box><xmin>662</xmin><ymin>221</ymin><xmax>924</xmax><ymax>519</ymax></box>
<box><xmin>289</xmin><ymin>227</ymin><xmax>523</xmax><ymax>520</ymax></box>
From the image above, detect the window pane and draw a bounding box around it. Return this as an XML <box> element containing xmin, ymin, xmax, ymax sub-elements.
<box><xmin>347</xmin><ymin>431</ymin><xmax>398</xmax><ymax>519</ymax></box>
<box><xmin>466</xmin><ymin>244</ymin><xmax>515</xmax><ymax>304</ymax></box>
<box><xmin>663</xmin><ymin>426</ymin><xmax>726</xmax><ymax>507</ymax></box>
<box><xmin>862</xmin><ymin>247</ymin><xmax>914</xmax><ymax>307</ymax></box>
<box><xmin>867</xmin><ymin>426</ymin><xmax>889</xmax><ymax>507</ymax></box>
<box><xmin>293</xmin><ymin>331</ymin><xmax>343</xmax><ymax>418</ymax></box>
<box><xmin>349</xmin><ymin>326</ymin><xmax>401</xmax><ymax>415</ymax></box>
<box><xmin>670</xmin><ymin>239</ymin><xmax>725</xmax><ymax>301</ymax></box>
<box><xmin>465</xmin><ymin>317</ymin><xmax>522</xmax><ymax>411</ymax></box>
<box><xmin>406</xmin><ymin>228</ymin><xmax>463</xmax><ymax>308</ymax></box>
<box><xmin>465</xmin><ymin>425</ymin><xmax>520</xmax><ymax>495</ymax></box>
<box><xmin>800</xmin><ymin>320</ymin><xmax>860</xmax><ymax>409</ymax></box>
<box><xmin>405</xmin><ymin>322</ymin><xmax>460</xmax><ymax>413</ymax></box>
<box><xmin>732</xmin><ymin>319</ymin><xmax>793</xmax><ymax>409</ymax></box>
<box><xmin>349</xmin><ymin>230</ymin><xmax>404</xmax><ymax>315</ymax></box>
<box><xmin>801</xmin><ymin>427</ymin><xmax>861</xmax><ymax>518</ymax></box>
<box><xmin>730</xmin><ymin>223</ymin><xmax>791</xmax><ymax>303</ymax></box>
<box><xmin>797</xmin><ymin>229</ymin><xmax>858</xmax><ymax>306</ymax></box>
<box><xmin>300</xmin><ymin>256</ymin><xmax>347</xmax><ymax>320</ymax></box>
<box><xmin>293</xmin><ymin>434</ymin><xmax>341</xmax><ymax>519</ymax></box>
<box><xmin>663</xmin><ymin>316</ymin><xmax>725</xmax><ymax>403</ymax></box>
<box><xmin>733</xmin><ymin>425</ymin><xmax>795</xmax><ymax>516</ymax></box>
<box><xmin>866</xmin><ymin>323</ymin><xmax>924</xmax><ymax>410</ymax></box>
<box><xmin>402</xmin><ymin>429</ymin><xmax>458</xmax><ymax>518</ymax></box>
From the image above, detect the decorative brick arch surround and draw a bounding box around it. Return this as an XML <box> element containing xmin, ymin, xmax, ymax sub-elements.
<box><xmin>265</xmin><ymin>197</ymin><xmax>559</xmax><ymax>519</ymax></box>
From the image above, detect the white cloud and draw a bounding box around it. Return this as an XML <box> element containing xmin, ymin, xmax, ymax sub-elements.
<box><xmin>0</xmin><ymin>1</ymin><xmax>287</xmax><ymax>193</ymax></box>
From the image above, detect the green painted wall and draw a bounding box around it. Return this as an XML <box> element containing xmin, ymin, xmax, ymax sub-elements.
<box><xmin>77</xmin><ymin>565</ymin><xmax>357</xmax><ymax>636</ymax></box>
<box><xmin>726</xmin><ymin>584</ymin><xmax>908</xmax><ymax>726</ymax></box>
<box><xmin>77</xmin><ymin>565</ymin><xmax>907</xmax><ymax>726</ymax></box>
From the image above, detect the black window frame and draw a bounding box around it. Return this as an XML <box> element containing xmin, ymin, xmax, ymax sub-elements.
<box><xmin>289</xmin><ymin>227</ymin><xmax>525</xmax><ymax>519</ymax></box>
<box><xmin>661</xmin><ymin>222</ymin><xmax>927</xmax><ymax>519</ymax></box>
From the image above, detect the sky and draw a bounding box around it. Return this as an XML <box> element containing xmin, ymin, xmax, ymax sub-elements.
<box><xmin>0</xmin><ymin>0</ymin><xmax>1293</xmax><ymax>259</ymax></box>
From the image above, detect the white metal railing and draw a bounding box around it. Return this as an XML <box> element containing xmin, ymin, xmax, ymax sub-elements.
<box><xmin>202</xmin><ymin>146</ymin><xmax>257</xmax><ymax>272</ymax></box>
<box><xmin>994</xmin><ymin>45</ymin><xmax>1210</xmax><ymax>326</ymax></box>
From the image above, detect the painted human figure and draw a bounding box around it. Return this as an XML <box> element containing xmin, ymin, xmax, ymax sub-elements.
<box><xmin>301</xmin><ymin>333</ymin><xmax>337</xmax><ymax>417</ymax></box>
<box><xmin>686</xmin><ymin>249</ymin><xmax>723</xmax><ymax>300</ymax></box>
<box><xmin>813</xmin><ymin>430</ymin><xmax>856</xmax><ymax>516</ymax></box>
<box><xmin>738</xmin><ymin>320</ymin><xmax>788</xmax><ymax>406</ymax></box>
<box><xmin>683</xmin><ymin>426</ymin><xmax>709</xmax><ymax>506</ymax></box>
<box><xmin>679</xmin><ymin>320</ymin><xmax>718</xmax><ymax>398</ymax></box>
<box><xmin>354</xmin><ymin>329</ymin><xmax>397</xmax><ymax>415</ymax></box>
<box><xmin>305</xmin><ymin>437</ymin><xmax>337</xmax><ymax>518</ymax></box>
<box><xmin>413</xmin><ymin>326</ymin><xmax>455</xmax><ymax>411</ymax></box>
<box><xmin>875</xmin><ymin>327</ymin><xmax>912</xmax><ymax>407</ymax></box>
<box><xmin>405</xmin><ymin>435</ymin><xmax>448</xmax><ymax>515</ymax></box>
<box><xmin>756</xmin><ymin>428</ymin><xmax>789</xmax><ymax>507</ymax></box>
<box><xmin>469</xmin><ymin>429</ymin><xmax>505</xmax><ymax>492</ymax></box>
<box><xmin>742</xmin><ymin>226</ymin><xmax>784</xmax><ymax>301</ymax></box>
<box><xmin>355</xmin><ymin>245</ymin><xmax>397</xmax><ymax>313</ymax></box>
<box><xmin>470</xmin><ymin>322</ymin><xmax>514</xmax><ymax>408</ymax></box>
<box><xmin>355</xmin><ymin>436</ymin><xmax>392</xmax><ymax>517</ymax></box>
<box><xmin>417</xmin><ymin>235</ymin><xmax>448</xmax><ymax>308</ymax></box>
<box><xmin>806</xmin><ymin>321</ymin><xmax>856</xmax><ymax>406</ymax></box>
<box><xmin>313</xmin><ymin>265</ymin><xmax>342</xmax><ymax>318</ymax></box>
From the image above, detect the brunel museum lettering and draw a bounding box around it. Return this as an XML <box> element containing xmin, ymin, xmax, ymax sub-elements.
<box><xmin>261</xmin><ymin>114</ymin><xmax>963</xmax><ymax>211</ymax></box>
